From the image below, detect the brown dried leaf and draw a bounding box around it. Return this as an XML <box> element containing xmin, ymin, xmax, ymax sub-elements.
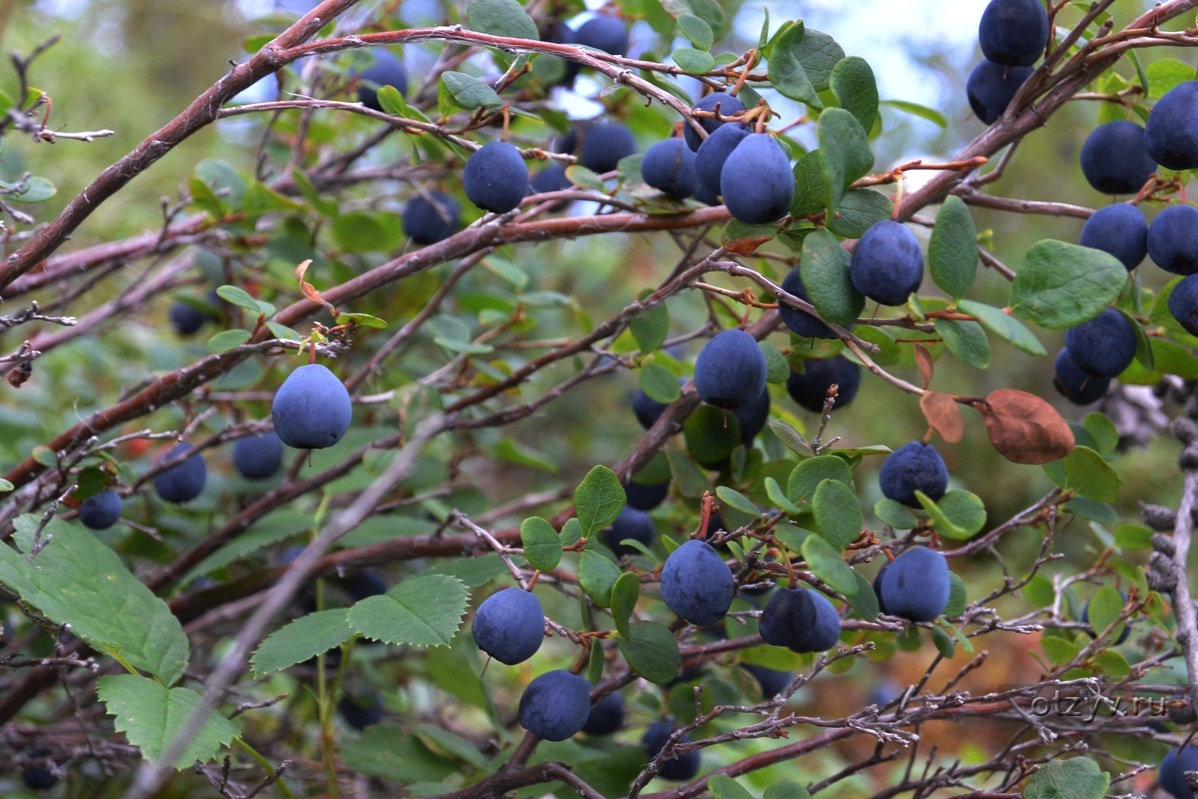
<box><xmin>975</xmin><ymin>388</ymin><xmax>1075</xmax><ymax>464</ymax></box>
<box><xmin>920</xmin><ymin>391</ymin><xmax>964</xmax><ymax>443</ymax></box>
<box><xmin>913</xmin><ymin>344</ymin><xmax>934</xmax><ymax>388</ymax></box>
<box><xmin>295</xmin><ymin>259</ymin><xmax>338</xmax><ymax>318</ymax></box>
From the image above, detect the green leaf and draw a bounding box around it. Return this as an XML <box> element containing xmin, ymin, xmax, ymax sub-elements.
<box><xmin>611</xmin><ymin>572</ymin><xmax>640</xmax><ymax>639</ymax></box>
<box><xmin>1115</xmin><ymin>523</ymin><xmax>1154</xmax><ymax>550</ymax></box>
<box><xmin>342</xmin><ymin>725</ymin><xmax>458</xmax><ymax>783</ymax></box>
<box><xmin>800</xmin><ymin>229</ymin><xmax>864</xmax><ymax>326</ymax></box>
<box><xmin>801</xmin><ymin>534</ymin><xmax>857</xmax><ymax>596</ymax></box>
<box><xmin>716</xmin><ymin>485</ymin><xmax>759</xmax><ymax>517</ymax></box>
<box><xmin>769</xmin><ymin>419</ymin><xmax>810</xmax><ymax>456</ymax></box>
<box><xmin>251</xmin><ymin>609</ymin><xmax>353</xmax><ymax>676</ymax></box>
<box><xmin>709</xmin><ymin>775</ymin><xmax>755</xmax><ymax>799</ymax></box>
<box><xmin>1086</xmin><ymin>586</ymin><xmax>1125</xmax><ymax>641</ymax></box>
<box><xmin>520</xmin><ymin>517</ymin><xmax>563</xmax><ymax>572</ymax></box>
<box><xmin>928</xmin><ymin>196</ymin><xmax>978</xmax><ymax>300</ymax></box>
<box><xmin>666</xmin><ymin>447</ymin><xmax>712</xmax><ymax>498</ymax></box>
<box><xmin>879</xmin><ymin>99</ymin><xmax>947</xmax><ymax>128</ymax></box>
<box><xmin>0</xmin><ymin>515</ymin><xmax>189</xmax><ymax>685</ymax></box>
<box><xmin>97</xmin><ymin>675</ymin><xmax>240</xmax><ymax>769</ymax></box>
<box><xmin>575</xmin><ymin>465</ymin><xmax>626</xmax><ymax>538</ymax></box>
<box><xmin>765</xmin><ymin>476</ymin><xmax>800</xmax><ymax>514</ymax></box>
<box><xmin>768</xmin><ymin>22</ymin><xmax>822</xmax><ymax>108</ymax></box>
<box><xmin>215</xmin><ymin>285</ymin><xmax>260</xmax><ymax>313</ymax></box>
<box><xmin>206</xmin><ymin>329</ymin><xmax>252</xmax><ymax>353</ymax></box>
<box><xmin>1022</xmin><ymin>757</ymin><xmax>1110</xmax><ymax>799</ymax></box>
<box><xmin>684</xmin><ymin>404</ymin><xmax>741</xmax><ymax>468</ymax></box>
<box><xmin>945</xmin><ymin>572</ymin><xmax>968</xmax><ymax>617</ymax></box>
<box><xmin>347</xmin><ymin>574</ymin><xmax>468</xmax><ymax>646</ymax></box>
<box><xmin>640</xmin><ymin>363</ymin><xmax>682</xmax><ymax>403</ymax></box>
<box><xmin>1022</xmin><ymin>573</ymin><xmax>1054</xmax><ymax>608</ymax></box>
<box><xmin>874</xmin><ymin>498</ymin><xmax>916</xmax><ymax>530</ymax></box>
<box><xmin>826</xmin><ymin>189</ymin><xmax>891</xmax><ymax>238</ymax></box>
<box><xmin>761</xmin><ymin>340</ymin><xmax>790</xmax><ymax>383</ymax></box>
<box><xmin>630</xmin><ymin>304</ymin><xmax>669</xmax><ymax>353</ymax></box>
<box><xmin>579</xmin><ymin>550</ymin><xmax>622</xmax><ymax>608</ymax></box>
<box><xmin>791</xmin><ymin>150</ymin><xmax>827</xmax><ymax>216</ymax></box>
<box><xmin>936</xmin><ymin>319</ymin><xmax>991</xmax><ymax>369</ymax></box>
<box><xmin>1009</xmin><ymin>241</ymin><xmax>1129</xmax><ymax>329</ymax></box>
<box><xmin>1091</xmin><ymin>649</ymin><xmax>1131</xmax><ymax>679</ymax></box>
<box><xmin>10</xmin><ymin>176</ymin><xmax>56</xmax><ymax>203</ymax></box>
<box><xmin>787</xmin><ymin>455</ymin><xmax>853</xmax><ymax>507</ymax></box>
<box><xmin>765</xmin><ymin>785</ymin><xmax>812</xmax><ymax>799</ymax></box>
<box><xmin>674</xmin><ymin>48</ymin><xmax>716</xmax><ymax>73</ymax></box>
<box><xmin>1144</xmin><ymin>59</ymin><xmax>1197</xmax><ymax>99</ymax></box>
<box><xmin>1063</xmin><ymin>446</ymin><xmax>1119</xmax><ymax>503</ymax></box>
<box><xmin>617</xmin><ymin>621</ymin><xmax>680</xmax><ymax>683</ymax></box>
<box><xmin>414</xmin><ymin>724</ymin><xmax>491</xmax><ymax>771</ymax></box>
<box><xmin>829</xmin><ymin>56</ymin><xmax>878</xmax><ymax>132</ymax></box>
<box><xmin>441</xmin><ymin>71</ymin><xmax>503</xmax><ymax>110</ymax></box>
<box><xmin>844</xmin><ymin>570</ymin><xmax>879</xmax><ymax>620</ymax></box>
<box><xmin>812</xmin><ymin>479</ymin><xmax>861</xmax><ymax>550</ymax></box>
<box><xmin>677</xmin><ymin>14</ymin><xmax>714</xmax><ymax>50</ymax></box>
<box><xmin>931</xmin><ymin>625</ymin><xmax>956</xmax><ymax>658</ymax></box>
<box><xmin>332</xmin><ymin>211</ymin><xmax>392</xmax><ymax>254</ymax></box>
<box><xmin>938</xmin><ymin>490</ymin><xmax>987</xmax><ymax>537</ymax></box>
<box><xmin>336</xmin><ymin>312</ymin><xmax>389</xmax><ymax>329</ymax></box>
<box><xmin>1082</xmin><ymin>412</ymin><xmax>1119</xmax><ymax>455</ymax></box>
<box><xmin>957</xmin><ymin>299</ymin><xmax>1045</xmax><ymax>356</ymax></box>
<box><xmin>465</xmin><ymin>0</ymin><xmax>539</xmax><ymax>39</ymax></box>
<box><xmin>819</xmin><ymin>108</ymin><xmax>873</xmax><ymax>216</ymax></box>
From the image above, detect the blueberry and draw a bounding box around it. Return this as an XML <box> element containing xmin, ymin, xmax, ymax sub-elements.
<box><xmin>875</xmin><ymin>546</ymin><xmax>951</xmax><ymax>622</ymax></box>
<box><xmin>1080</xmin><ymin>121</ymin><xmax>1157</xmax><ymax>196</ymax></box>
<box><xmin>742</xmin><ymin>663</ymin><xmax>793</xmax><ymax>698</ymax></box>
<box><xmin>354</xmin><ymin>49</ymin><xmax>408</xmax><ymax>112</ymax></box>
<box><xmin>623</xmin><ymin>480</ymin><xmax>670</xmax><ymax>511</ymax></box>
<box><xmin>758</xmin><ymin>586</ymin><xmax>840</xmax><ymax>652</ymax></box>
<box><xmin>464</xmin><ymin>141</ymin><xmax>529</xmax><ymax>214</ymax></box>
<box><xmin>720</xmin><ymin>133</ymin><xmax>794</xmax><ymax>225</ymax></box>
<box><xmin>966</xmin><ymin>60</ymin><xmax>1034</xmax><ymax>125</ymax></box>
<box><xmin>850</xmin><ymin>220</ymin><xmax>924</xmax><ymax>306</ymax></box>
<box><xmin>1145</xmin><ymin>81</ymin><xmax>1198</xmax><ymax>171</ymax></box>
<box><xmin>530</xmin><ymin>163</ymin><xmax>572</xmax><ymax>200</ymax></box>
<box><xmin>660</xmin><ymin>539</ymin><xmax>735</xmax><ymax>626</ymax></box>
<box><xmin>1169</xmin><ymin>274</ymin><xmax>1198</xmax><ymax>337</ymax></box>
<box><xmin>472</xmin><ymin>587</ymin><xmax>545</xmax><ymax>665</ymax></box>
<box><xmin>272</xmin><ymin>364</ymin><xmax>353</xmax><ymax>449</ymax></box>
<box><xmin>569</xmin><ymin>122</ymin><xmax>638</xmax><ymax>175</ymax></box>
<box><xmin>338</xmin><ymin>693</ymin><xmax>383</xmax><ymax>730</ymax></box>
<box><xmin>733</xmin><ymin>384</ymin><xmax>772</xmax><ymax>447</ymax></box>
<box><xmin>641</xmin><ymin>138</ymin><xmax>698</xmax><ymax>199</ymax></box>
<box><xmin>1148</xmin><ymin>205</ymin><xmax>1198</xmax><ymax>275</ymax></box>
<box><xmin>541</xmin><ymin>20</ymin><xmax>580</xmax><ymax>85</ymax></box>
<box><xmin>518</xmin><ymin>669</ymin><xmax>592</xmax><ymax>741</ymax></box>
<box><xmin>778</xmin><ymin>265</ymin><xmax>840</xmax><ymax>340</ymax></box>
<box><xmin>170</xmin><ymin>300</ymin><xmax>208</xmax><ymax>335</ymax></box>
<box><xmin>1080</xmin><ymin>590</ymin><xmax>1131</xmax><ymax>645</ymax></box>
<box><xmin>643</xmin><ymin>719</ymin><xmax>701</xmax><ymax>781</ymax></box>
<box><xmin>1080</xmin><ymin>204</ymin><xmax>1148</xmax><ymax>270</ymax></box>
<box><xmin>694</xmin><ymin>123</ymin><xmax>750</xmax><ymax>195</ymax></box>
<box><xmin>684</xmin><ymin>92</ymin><xmax>748</xmax><ymax>151</ymax></box>
<box><xmin>692</xmin><ymin>183</ymin><xmax>721</xmax><ymax>206</ymax></box>
<box><xmin>786</xmin><ymin>356</ymin><xmax>861</xmax><ymax>413</ymax></box>
<box><xmin>340</xmin><ymin>569</ymin><xmax>388</xmax><ymax>601</ymax></box>
<box><xmin>581</xmin><ymin>691</ymin><xmax>625</xmax><ymax>735</ymax></box>
<box><xmin>153</xmin><ymin>442</ymin><xmax>208</xmax><ymax>504</ymax></box>
<box><xmin>602</xmin><ymin>505</ymin><xmax>656</xmax><ymax>556</ymax></box>
<box><xmin>1052</xmin><ymin>348</ymin><xmax>1111</xmax><ymax>405</ymax></box>
<box><xmin>404</xmin><ymin>191</ymin><xmax>460</xmax><ymax>245</ymax></box>
<box><xmin>232</xmin><ymin>431</ymin><xmax>284</xmax><ymax>480</ymax></box>
<box><xmin>693</xmin><ymin>329</ymin><xmax>768</xmax><ymax>410</ymax></box>
<box><xmin>978</xmin><ymin>0</ymin><xmax>1049</xmax><ymax>67</ymax></box>
<box><xmin>878</xmin><ymin>441</ymin><xmax>949</xmax><ymax>508</ymax></box>
<box><xmin>21</xmin><ymin>755</ymin><xmax>57</xmax><ymax>791</ymax></box>
<box><xmin>1064</xmin><ymin>308</ymin><xmax>1137</xmax><ymax>377</ymax></box>
<box><xmin>78</xmin><ymin>489</ymin><xmax>122</xmax><ymax>530</ymax></box>
<box><xmin>574</xmin><ymin>15</ymin><xmax>629</xmax><ymax>56</ymax></box>
<box><xmin>632</xmin><ymin>385</ymin><xmax>673</xmax><ymax>428</ymax></box>
<box><xmin>1159</xmin><ymin>745</ymin><xmax>1198</xmax><ymax>799</ymax></box>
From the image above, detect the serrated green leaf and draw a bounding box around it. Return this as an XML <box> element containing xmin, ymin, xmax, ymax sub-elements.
<box><xmin>1023</xmin><ymin>757</ymin><xmax>1110</xmax><ymax>799</ymax></box>
<box><xmin>520</xmin><ymin>517</ymin><xmax>562</xmax><ymax>572</ymax></box>
<box><xmin>957</xmin><ymin>299</ymin><xmax>1046</xmax><ymax>356</ymax></box>
<box><xmin>442</xmin><ymin>71</ymin><xmax>503</xmax><ymax>110</ymax></box>
<box><xmin>579</xmin><ymin>550</ymin><xmax>622</xmax><ymax>608</ymax></box>
<box><xmin>466</xmin><ymin>0</ymin><xmax>538</xmax><ymax>39</ymax></box>
<box><xmin>801</xmin><ymin>534</ymin><xmax>857</xmax><ymax>596</ymax></box>
<box><xmin>611</xmin><ymin>572</ymin><xmax>640</xmax><ymax>639</ymax></box>
<box><xmin>617</xmin><ymin>621</ymin><xmax>680</xmax><ymax>683</ymax></box>
<box><xmin>575</xmin><ymin>465</ymin><xmax>626</xmax><ymax>538</ymax></box>
<box><xmin>0</xmin><ymin>516</ymin><xmax>189</xmax><ymax>685</ymax></box>
<box><xmin>812</xmin><ymin>478</ymin><xmax>860</xmax><ymax>550</ymax></box>
<box><xmin>97</xmin><ymin>675</ymin><xmax>239</xmax><ymax>769</ymax></box>
<box><xmin>1063</xmin><ymin>446</ymin><xmax>1119</xmax><ymax>503</ymax></box>
<box><xmin>819</xmin><ymin>108</ymin><xmax>873</xmax><ymax>216</ymax></box>
<box><xmin>829</xmin><ymin>56</ymin><xmax>878</xmax><ymax>132</ymax></box>
<box><xmin>928</xmin><ymin>196</ymin><xmax>978</xmax><ymax>300</ymax></box>
<box><xmin>347</xmin><ymin>574</ymin><xmax>468</xmax><ymax>646</ymax></box>
<box><xmin>937</xmin><ymin>319</ymin><xmax>990</xmax><ymax>369</ymax></box>
<box><xmin>206</xmin><ymin>329</ymin><xmax>252</xmax><ymax>353</ymax></box>
<box><xmin>800</xmin><ymin>228</ymin><xmax>863</xmax><ymax>326</ymax></box>
<box><xmin>1009</xmin><ymin>241</ymin><xmax>1128</xmax><ymax>329</ymax></box>
<box><xmin>641</xmin><ymin>363</ymin><xmax>682</xmax><ymax>403</ymax></box>
<box><xmin>251</xmin><ymin>609</ymin><xmax>353</xmax><ymax>676</ymax></box>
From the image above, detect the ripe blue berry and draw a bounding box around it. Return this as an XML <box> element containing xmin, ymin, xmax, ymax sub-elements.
<box><xmin>1145</xmin><ymin>81</ymin><xmax>1198</xmax><ymax>171</ymax></box>
<box><xmin>1080</xmin><ymin>204</ymin><xmax>1148</xmax><ymax>271</ymax></box>
<box><xmin>720</xmin><ymin>133</ymin><xmax>794</xmax><ymax>225</ymax></box>
<box><xmin>850</xmin><ymin>220</ymin><xmax>924</xmax><ymax>306</ymax></box>
<box><xmin>660</xmin><ymin>539</ymin><xmax>735</xmax><ymax>626</ymax></box>
<box><xmin>878</xmin><ymin>441</ymin><xmax>949</xmax><ymax>508</ymax></box>
<box><xmin>472</xmin><ymin>587</ymin><xmax>545</xmax><ymax>665</ymax></box>
<box><xmin>233</xmin><ymin>431</ymin><xmax>284</xmax><ymax>480</ymax></box>
<box><xmin>1080</xmin><ymin>121</ymin><xmax>1157</xmax><ymax>196</ymax></box>
<box><xmin>786</xmin><ymin>356</ymin><xmax>861</xmax><ymax>413</ymax></box>
<box><xmin>78</xmin><ymin>489</ymin><xmax>122</xmax><ymax>530</ymax></box>
<box><xmin>272</xmin><ymin>364</ymin><xmax>353</xmax><ymax>450</ymax></box>
<box><xmin>464</xmin><ymin>141</ymin><xmax>529</xmax><ymax>214</ymax></box>
<box><xmin>966</xmin><ymin>60</ymin><xmax>1033</xmax><ymax>125</ymax></box>
<box><xmin>978</xmin><ymin>0</ymin><xmax>1049</xmax><ymax>67</ymax></box>
<box><xmin>684</xmin><ymin>92</ymin><xmax>747</xmax><ymax>151</ymax></box>
<box><xmin>693</xmin><ymin>329</ymin><xmax>767</xmax><ymax>410</ymax></box>
<box><xmin>1063</xmin><ymin>308</ymin><xmax>1137</xmax><ymax>378</ymax></box>
<box><xmin>518</xmin><ymin>669</ymin><xmax>592</xmax><ymax>741</ymax></box>
<box><xmin>153</xmin><ymin>443</ymin><xmax>207</xmax><ymax>504</ymax></box>
<box><xmin>1052</xmin><ymin>348</ymin><xmax>1111</xmax><ymax>405</ymax></box>
<box><xmin>875</xmin><ymin>546</ymin><xmax>951</xmax><ymax>622</ymax></box>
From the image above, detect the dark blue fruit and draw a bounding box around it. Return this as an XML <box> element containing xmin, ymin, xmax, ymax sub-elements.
<box><xmin>660</xmin><ymin>539</ymin><xmax>735</xmax><ymax>626</ymax></box>
<box><xmin>978</xmin><ymin>0</ymin><xmax>1049</xmax><ymax>67</ymax></box>
<box><xmin>404</xmin><ymin>191</ymin><xmax>460</xmax><ymax>245</ymax></box>
<box><xmin>643</xmin><ymin>720</ymin><xmax>701</xmax><ymax>781</ymax></box>
<box><xmin>1145</xmin><ymin>81</ymin><xmax>1198</xmax><ymax>171</ymax></box>
<box><xmin>518</xmin><ymin>669</ymin><xmax>592</xmax><ymax>741</ymax></box>
<box><xmin>1064</xmin><ymin>308</ymin><xmax>1137</xmax><ymax>377</ymax></box>
<box><xmin>742</xmin><ymin>664</ymin><xmax>793</xmax><ymax>698</ymax></box>
<box><xmin>530</xmin><ymin>163</ymin><xmax>572</xmax><ymax>196</ymax></box>
<box><xmin>778</xmin><ymin>265</ymin><xmax>839</xmax><ymax>340</ymax></box>
<box><xmin>79</xmin><ymin>489</ymin><xmax>122</xmax><ymax>530</ymax></box>
<box><xmin>1080</xmin><ymin>204</ymin><xmax>1148</xmax><ymax>270</ymax></box>
<box><xmin>338</xmin><ymin>693</ymin><xmax>383</xmax><ymax>730</ymax></box>
<box><xmin>464</xmin><ymin>141</ymin><xmax>529</xmax><ymax>214</ymax></box>
<box><xmin>966</xmin><ymin>60</ymin><xmax>1034</xmax><ymax>125</ymax></box>
<box><xmin>1159</xmin><ymin>745</ymin><xmax>1198</xmax><ymax>799</ymax></box>
<box><xmin>575</xmin><ymin>122</ymin><xmax>638</xmax><ymax>175</ymax></box>
<box><xmin>1081</xmin><ymin>590</ymin><xmax>1131</xmax><ymax>645</ymax></box>
<box><xmin>733</xmin><ymin>385</ymin><xmax>771</xmax><ymax>447</ymax></box>
<box><xmin>21</xmin><ymin>757</ymin><xmax>57</xmax><ymax>791</ymax></box>
<box><xmin>603</xmin><ymin>505</ymin><xmax>656</xmax><ymax>557</ymax></box>
<box><xmin>878</xmin><ymin>441</ymin><xmax>949</xmax><ymax>508</ymax></box>
<box><xmin>153</xmin><ymin>443</ymin><xmax>207</xmax><ymax>504</ymax></box>
<box><xmin>641</xmin><ymin>138</ymin><xmax>698</xmax><ymax>199</ymax></box>
<box><xmin>693</xmin><ymin>183</ymin><xmax>721</xmax><ymax>206</ymax></box>
<box><xmin>694</xmin><ymin>123</ymin><xmax>750</xmax><ymax>195</ymax></box>
<box><xmin>786</xmin><ymin>356</ymin><xmax>861</xmax><ymax>413</ymax></box>
<box><xmin>574</xmin><ymin>15</ymin><xmax>629</xmax><ymax>56</ymax></box>
<box><xmin>875</xmin><ymin>546</ymin><xmax>951</xmax><ymax>622</ymax></box>
<box><xmin>693</xmin><ymin>329</ymin><xmax>767</xmax><ymax>410</ymax></box>
<box><xmin>720</xmin><ymin>133</ymin><xmax>794</xmax><ymax>225</ymax></box>
<box><xmin>542</xmin><ymin>20</ymin><xmax>580</xmax><ymax>85</ymax></box>
<box><xmin>582</xmin><ymin>691</ymin><xmax>625</xmax><ymax>735</ymax></box>
<box><xmin>685</xmin><ymin>92</ymin><xmax>748</xmax><ymax>151</ymax></box>
<box><xmin>1080</xmin><ymin>121</ymin><xmax>1157</xmax><ymax>196</ymax></box>
<box><xmin>632</xmin><ymin>385</ymin><xmax>672</xmax><ymax>428</ymax></box>
<box><xmin>1149</xmin><ymin>205</ymin><xmax>1198</xmax><ymax>275</ymax></box>
<box><xmin>758</xmin><ymin>586</ymin><xmax>840</xmax><ymax>653</ymax></box>
<box><xmin>1169</xmin><ymin>274</ymin><xmax>1198</xmax><ymax>337</ymax></box>
<box><xmin>233</xmin><ymin>431</ymin><xmax>284</xmax><ymax>480</ymax></box>
<box><xmin>170</xmin><ymin>300</ymin><xmax>207</xmax><ymax>335</ymax></box>
<box><xmin>1052</xmin><ymin>348</ymin><xmax>1111</xmax><ymax>405</ymax></box>
<box><xmin>272</xmin><ymin>364</ymin><xmax>353</xmax><ymax>449</ymax></box>
<box><xmin>341</xmin><ymin>569</ymin><xmax>388</xmax><ymax>601</ymax></box>
<box><xmin>850</xmin><ymin>220</ymin><xmax>924</xmax><ymax>306</ymax></box>
<box><xmin>355</xmin><ymin>49</ymin><xmax>408</xmax><ymax>112</ymax></box>
<box><xmin>624</xmin><ymin>479</ymin><xmax>670</xmax><ymax>511</ymax></box>
<box><xmin>472</xmin><ymin>587</ymin><xmax>544</xmax><ymax>665</ymax></box>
